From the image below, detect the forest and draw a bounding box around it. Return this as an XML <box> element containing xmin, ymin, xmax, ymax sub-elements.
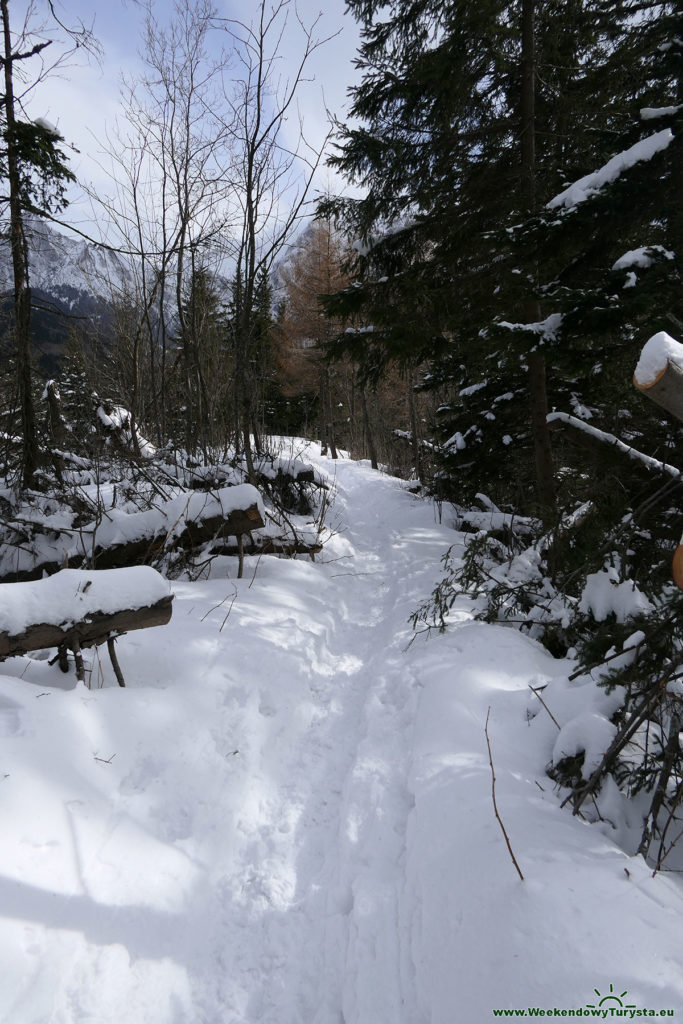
<box><xmin>1</xmin><ymin>0</ymin><xmax>683</xmax><ymax>942</ymax></box>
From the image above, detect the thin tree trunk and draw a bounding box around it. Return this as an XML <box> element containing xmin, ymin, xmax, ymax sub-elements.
<box><xmin>1</xmin><ymin>0</ymin><xmax>39</xmax><ymax>487</ymax></box>
<box><xmin>361</xmin><ymin>386</ymin><xmax>378</xmax><ymax>470</ymax></box>
<box><xmin>521</xmin><ymin>0</ymin><xmax>555</xmax><ymax>515</ymax></box>
<box><xmin>408</xmin><ymin>373</ymin><xmax>424</xmax><ymax>485</ymax></box>
<box><xmin>325</xmin><ymin>368</ymin><xmax>338</xmax><ymax>459</ymax></box>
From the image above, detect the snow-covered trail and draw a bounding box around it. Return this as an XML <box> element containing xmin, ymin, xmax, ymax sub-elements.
<box><xmin>178</xmin><ymin>457</ymin><xmax>463</xmax><ymax>1024</ymax></box>
<box><xmin>0</xmin><ymin>452</ymin><xmax>458</xmax><ymax>1024</ymax></box>
<box><xmin>2</xmin><ymin>448</ymin><xmax>683</xmax><ymax>1024</ymax></box>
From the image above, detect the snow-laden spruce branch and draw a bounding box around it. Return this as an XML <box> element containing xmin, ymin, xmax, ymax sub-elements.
<box><xmin>546</xmin><ymin>411</ymin><xmax>682</xmax><ymax>479</ymax></box>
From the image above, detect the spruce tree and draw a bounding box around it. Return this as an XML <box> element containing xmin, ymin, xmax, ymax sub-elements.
<box><xmin>322</xmin><ymin>0</ymin><xmax>675</xmax><ymax>510</ymax></box>
<box><xmin>0</xmin><ymin>5</ymin><xmax>75</xmax><ymax>487</ymax></box>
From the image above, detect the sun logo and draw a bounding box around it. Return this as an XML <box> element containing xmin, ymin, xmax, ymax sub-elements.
<box><xmin>586</xmin><ymin>984</ymin><xmax>636</xmax><ymax>1011</ymax></box>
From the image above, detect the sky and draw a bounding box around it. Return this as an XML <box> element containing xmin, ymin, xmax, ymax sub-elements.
<box><xmin>10</xmin><ymin>0</ymin><xmax>361</xmax><ymax>244</ymax></box>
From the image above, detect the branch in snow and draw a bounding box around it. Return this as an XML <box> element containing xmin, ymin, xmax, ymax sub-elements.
<box><xmin>485</xmin><ymin>708</ymin><xmax>524</xmax><ymax>883</ymax></box>
<box><xmin>547</xmin><ymin>411</ymin><xmax>681</xmax><ymax>479</ymax></box>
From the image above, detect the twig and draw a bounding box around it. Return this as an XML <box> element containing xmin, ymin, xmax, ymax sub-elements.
<box><xmin>329</xmin><ymin>571</ymin><xmax>381</xmax><ymax>578</ymax></box>
<box><xmin>529</xmin><ymin>684</ymin><xmax>561</xmax><ymax>730</ymax></box>
<box><xmin>219</xmin><ymin>585</ymin><xmax>239</xmax><ymax>632</ymax></box>
<box><xmin>248</xmin><ymin>550</ymin><xmax>265</xmax><ymax>588</ymax></box>
<box><xmin>94</xmin><ymin>753</ymin><xmax>116</xmax><ymax>764</ymax></box>
<box><xmin>201</xmin><ymin>592</ymin><xmax>233</xmax><ymax>622</ymax></box>
<box><xmin>485</xmin><ymin>707</ymin><xmax>525</xmax><ymax>881</ymax></box>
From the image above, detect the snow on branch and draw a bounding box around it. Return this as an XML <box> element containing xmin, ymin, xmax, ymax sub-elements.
<box><xmin>640</xmin><ymin>105</ymin><xmax>682</xmax><ymax>120</ymax></box>
<box><xmin>547</xmin><ymin>129</ymin><xmax>674</xmax><ymax>211</ymax></box>
<box><xmin>497</xmin><ymin>313</ymin><xmax>563</xmax><ymax>341</ymax></box>
<box><xmin>547</xmin><ymin>411</ymin><xmax>681</xmax><ymax>479</ymax></box>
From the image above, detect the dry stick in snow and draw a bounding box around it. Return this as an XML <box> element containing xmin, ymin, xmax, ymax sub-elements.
<box><xmin>219</xmin><ymin>585</ymin><xmax>239</xmax><ymax>632</ymax></box>
<box><xmin>528</xmin><ymin>684</ymin><xmax>561</xmax><ymax>730</ymax></box>
<box><xmin>485</xmin><ymin>707</ymin><xmax>525</xmax><ymax>882</ymax></box>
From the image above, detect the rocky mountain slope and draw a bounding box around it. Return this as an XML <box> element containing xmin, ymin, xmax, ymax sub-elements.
<box><xmin>0</xmin><ymin>217</ymin><xmax>132</xmax><ymax>373</ymax></box>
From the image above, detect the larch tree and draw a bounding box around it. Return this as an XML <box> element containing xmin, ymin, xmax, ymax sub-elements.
<box><xmin>214</xmin><ymin>0</ymin><xmax>332</xmax><ymax>480</ymax></box>
<box><xmin>278</xmin><ymin>220</ymin><xmax>350</xmax><ymax>458</ymax></box>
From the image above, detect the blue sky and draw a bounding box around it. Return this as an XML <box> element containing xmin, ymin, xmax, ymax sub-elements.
<box><xmin>11</xmin><ymin>0</ymin><xmax>360</xmax><ymax>241</ymax></box>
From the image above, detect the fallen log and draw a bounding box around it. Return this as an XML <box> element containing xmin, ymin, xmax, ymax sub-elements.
<box><xmin>0</xmin><ymin>567</ymin><xmax>173</xmax><ymax>686</ymax></box>
<box><xmin>91</xmin><ymin>495</ymin><xmax>264</xmax><ymax>570</ymax></box>
<box><xmin>0</xmin><ymin>595</ymin><xmax>173</xmax><ymax>659</ymax></box>
<box><xmin>0</xmin><ymin>485</ymin><xmax>266</xmax><ymax>583</ymax></box>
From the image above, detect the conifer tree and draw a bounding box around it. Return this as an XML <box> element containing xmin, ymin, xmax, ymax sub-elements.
<box><xmin>0</xmin><ymin>1</ymin><xmax>96</xmax><ymax>487</ymax></box>
<box><xmin>322</xmin><ymin>0</ymin><xmax>674</xmax><ymax>509</ymax></box>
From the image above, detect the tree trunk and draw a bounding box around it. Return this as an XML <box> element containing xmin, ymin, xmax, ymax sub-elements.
<box><xmin>521</xmin><ymin>0</ymin><xmax>556</xmax><ymax>516</ymax></box>
<box><xmin>1</xmin><ymin>0</ymin><xmax>39</xmax><ymax>488</ymax></box>
<box><xmin>361</xmin><ymin>386</ymin><xmax>378</xmax><ymax>470</ymax></box>
<box><xmin>408</xmin><ymin>373</ymin><xmax>424</xmax><ymax>485</ymax></box>
<box><xmin>325</xmin><ymin>368</ymin><xmax>338</xmax><ymax>459</ymax></box>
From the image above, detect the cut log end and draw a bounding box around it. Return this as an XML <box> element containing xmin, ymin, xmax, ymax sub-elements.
<box><xmin>634</xmin><ymin>358</ymin><xmax>683</xmax><ymax>424</ymax></box>
<box><xmin>673</xmin><ymin>545</ymin><xmax>683</xmax><ymax>591</ymax></box>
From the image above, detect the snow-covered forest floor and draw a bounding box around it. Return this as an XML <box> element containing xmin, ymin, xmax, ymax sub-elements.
<box><xmin>1</xmin><ymin>442</ymin><xmax>682</xmax><ymax>1023</ymax></box>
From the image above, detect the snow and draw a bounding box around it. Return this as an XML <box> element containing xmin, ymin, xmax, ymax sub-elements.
<box><xmin>34</xmin><ymin>117</ymin><xmax>58</xmax><ymax>135</ymax></box>
<box><xmin>612</xmin><ymin>245</ymin><xmax>674</xmax><ymax>271</ymax></box>
<box><xmin>640</xmin><ymin>105</ymin><xmax>682</xmax><ymax>120</ymax></box>
<box><xmin>95</xmin><ymin>484</ymin><xmax>264</xmax><ymax>548</ymax></box>
<box><xmin>443</xmin><ymin>430</ymin><xmax>466</xmax><ymax>451</ymax></box>
<box><xmin>498</xmin><ymin>313</ymin><xmax>563</xmax><ymax>341</ymax></box>
<box><xmin>579</xmin><ymin>566</ymin><xmax>654</xmax><ymax>622</ymax></box>
<box><xmin>552</xmin><ymin>711</ymin><xmax>616</xmax><ymax>778</ymax></box>
<box><xmin>547</xmin><ymin>129</ymin><xmax>674</xmax><ymax>210</ymax></box>
<box><xmin>459</xmin><ymin>379</ymin><xmax>488</xmax><ymax>397</ymax></box>
<box><xmin>634</xmin><ymin>330</ymin><xmax>683</xmax><ymax>386</ymax></box>
<box><xmin>0</xmin><ymin>567</ymin><xmax>170</xmax><ymax>637</ymax></box>
<box><xmin>97</xmin><ymin>404</ymin><xmax>157</xmax><ymax>458</ymax></box>
<box><xmin>1</xmin><ymin>445</ymin><xmax>683</xmax><ymax>1022</ymax></box>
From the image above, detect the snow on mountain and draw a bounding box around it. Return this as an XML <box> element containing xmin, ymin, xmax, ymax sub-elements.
<box><xmin>0</xmin><ymin>215</ymin><xmax>132</xmax><ymax>306</ymax></box>
<box><xmin>0</xmin><ymin>444</ymin><xmax>681</xmax><ymax>1022</ymax></box>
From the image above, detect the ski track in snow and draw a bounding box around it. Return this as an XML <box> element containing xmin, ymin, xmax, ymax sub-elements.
<box><xmin>2</xmin><ymin>448</ymin><xmax>683</xmax><ymax>1023</ymax></box>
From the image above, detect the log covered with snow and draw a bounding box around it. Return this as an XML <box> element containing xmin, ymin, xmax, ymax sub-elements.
<box><xmin>0</xmin><ymin>484</ymin><xmax>266</xmax><ymax>583</ymax></box>
<box><xmin>91</xmin><ymin>484</ymin><xmax>265</xmax><ymax>570</ymax></box>
<box><xmin>633</xmin><ymin>331</ymin><xmax>683</xmax><ymax>423</ymax></box>
<box><xmin>0</xmin><ymin>567</ymin><xmax>173</xmax><ymax>660</ymax></box>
